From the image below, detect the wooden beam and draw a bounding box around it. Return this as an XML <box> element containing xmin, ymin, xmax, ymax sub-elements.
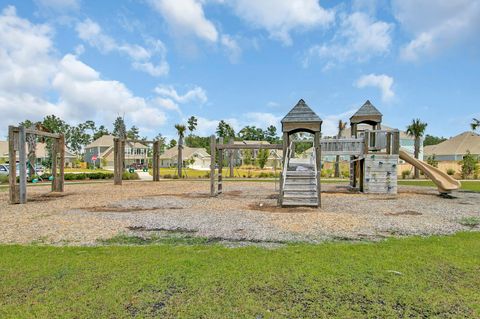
<box><xmin>152</xmin><ymin>141</ymin><xmax>160</xmax><ymax>181</ymax></box>
<box><xmin>57</xmin><ymin>134</ymin><xmax>65</xmax><ymax>192</ymax></box>
<box><xmin>216</xmin><ymin>144</ymin><xmax>282</xmax><ymax>150</ymax></box>
<box><xmin>24</xmin><ymin>128</ymin><xmax>61</xmax><ymax>139</ymax></box>
<box><xmin>51</xmin><ymin>136</ymin><xmax>58</xmax><ymax>192</ymax></box>
<box><xmin>18</xmin><ymin>126</ymin><xmax>27</xmax><ymax>203</ymax></box>
<box><xmin>314</xmin><ymin>131</ymin><xmax>321</xmax><ymax>208</ymax></box>
<box><xmin>210</xmin><ymin>135</ymin><xmax>216</xmax><ymax>197</ymax></box>
<box><xmin>228</xmin><ymin>139</ymin><xmax>234</xmax><ymax>178</ymax></box>
<box><xmin>113</xmin><ymin>138</ymin><xmax>122</xmax><ymax>185</ymax></box>
<box><xmin>8</xmin><ymin>126</ymin><xmax>19</xmax><ymax>204</ymax></box>
<box><xmin>218</xmin><ymin>137</ymin><xmax>223</xmax><ymax>194</ymax></box>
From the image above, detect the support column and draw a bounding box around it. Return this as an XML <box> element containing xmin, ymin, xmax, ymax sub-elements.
<box><xmin>229</xmin><ymin>139</ymin><xmax>234</xmax><ymax>178</ymax></box>
<box><xmin>114</xmin><ymin>138</ymin><xmax>122</xmax><ymax>185</ymax></box>
<box><xmin>55</xmin><ymin>134</ymin><xmax>65</xmax><ymax>192</ymax></box>
<box><xmin>152</xmin><ymin>141</ymin><xmax>160</xmax><ymax>181</ymax></box>
<box><xmin>210</xmin><ymin>135</ymin><xmax>216</xmax><ymax>197</ymax></box>
<box><xmin>18</xmin><ymin>126</ymin><xmax>27</xmax><ymax>203</ymax></box>
<box><xmin>218</xmin><ymin>137</ymin><xmax>223</xmax><ymax>194</ymax></box>
<box><xmin>314</xmin><ymin>131</ymin><xmax>321</xmax><ymax>207</ymax></box>
<box><xmin>51</xmin><ymin>135</ymin><xmax>58</xmax><ymax>193</ymax></box>
<box><xmin>278</xmin><ymin>132</ymin><xmax>289</xmax><ymax>206</ymax></box>
<box><xmin>8</xmin><ymin>126</ymin><xmax>19</xmax><ymax>204</ymax></box>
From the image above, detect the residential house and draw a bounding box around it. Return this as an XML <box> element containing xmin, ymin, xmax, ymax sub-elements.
<box><xmin>424</xmin><ymin>131</ymin><xmax>480</xmax><ymax>161</ymax></box>
<box><xmin>160</xmin><ymin>145</ymin><xmax>211</xmax><ymax>170</ymax></box>
<box><xmin>233</xmin><ymin>141</ymin><xmax>283</xmax><ymax>168</ymax></box>
<box><xmin>0</xmin><ymin>141</ymin><xmax>76</xmax><ymax>166</ymax></box>
<box><xmin>84</xmin><ymin>135</ymin><xmax>148</xmax><ymax>168</ymax></box>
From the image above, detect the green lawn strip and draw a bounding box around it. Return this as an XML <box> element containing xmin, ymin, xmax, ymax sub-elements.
<box><xmin>398</xmin><ymin>180</ymin><xmax>480</xmax><ymax>192</ymax></box>
<box><xmin>0</xmin><ymin>232</ymin><xmax>479</xmax><ymax>318</ymax></box>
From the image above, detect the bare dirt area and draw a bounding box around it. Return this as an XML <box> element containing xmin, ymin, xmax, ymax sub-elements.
<box><xmin>0</xmin><ymin>181</ymin><xmax>479</xmax><ymax>245</ymax></box>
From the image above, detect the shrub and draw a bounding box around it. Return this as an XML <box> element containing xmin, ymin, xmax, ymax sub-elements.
<box><xmin>426</xmin><ymin>155</ymin><xmax>439</xmax><ymax>168</ymax></box>
<box><xmin>459</xmin><ymin>151</ymin><xmax>479</xmax><ymax>179</ymax></box>
<box><xmin>0</xmin><ymin>175</ymin><xmax>8</xmax><ymax>184</ymax></box>
<box><xmin>163</xmin><ymin>174</ymin><xmax>172</xmax><ymax>179</ymax></box>
<box><xmin>401</xmin><ymin>170</ymin><xmax>410</xmax><ymax>179</ymax></box>
<box><xmin>446</xmin><ymin>168</ymin><xmax>455</xmax><ymax>176</ymax></box>
<box><xmin>122</xmin><ymin>172</ymin><xmax>139</xmax><ymax>180</ymax></box>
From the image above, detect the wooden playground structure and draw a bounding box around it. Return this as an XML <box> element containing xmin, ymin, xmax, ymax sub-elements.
<box><xmin>7</xmin><ymin>99</ymin><xmax>460</xmax><ymax>207</ymax></box>
<box><xmin>8</xmin><ymin>125</ymin><xmax>65</xmax><ymax>204</ymax></box>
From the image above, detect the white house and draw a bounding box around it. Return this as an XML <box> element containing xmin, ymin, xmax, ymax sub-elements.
<box><xmin>160</xmin><ymin>145</ymin><xmax>211</xmax><ymax>170</ymax></box>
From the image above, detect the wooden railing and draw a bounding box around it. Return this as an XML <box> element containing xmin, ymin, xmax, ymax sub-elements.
<box><xmin>320</xmin><ymin>138</ymin><xmax>364</xmax><ymax>156</ymax></box>
<box><xmin>361</xmin><ymin>130</ymin><xmax>400</xmax><ymax>155</ymax></box>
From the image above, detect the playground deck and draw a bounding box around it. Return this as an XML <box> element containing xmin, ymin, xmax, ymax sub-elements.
<box><xmin>0</xmin><ymin>180</ymin><xmax>478</xmax><ymax>245</ymax></box>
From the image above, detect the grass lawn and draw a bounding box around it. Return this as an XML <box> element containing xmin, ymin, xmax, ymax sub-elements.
<box><xmin>398</xmin><ymin>180</ymin><xmax>480</xmax><ymax>192</ymax></box>
<box><xmin>64</xmin><ymin>168</ymin><xmax>112</xmax><ymax>174</ymax></box>
<box><xmin>1</xmin><ymin>233</ymin><xmax>479</xmax><ymax>318</ymax></box>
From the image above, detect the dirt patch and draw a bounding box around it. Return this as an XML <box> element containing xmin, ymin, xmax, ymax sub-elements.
<box><xmin>385</xmin><ymin>210</ymin><xmax>422</xmax><ymax>216</ymax></box>
<box><xmin>28</xmin><ymin>192</ymin><xmax>75</xmax><ymax>202</ymax></box>
<box><xmin>247</xmin><ymin>202</ymin><xmax>316</xmax><ymax>213</ymax></box>
<box><xmin>127</xmin><ymin>226</ymin><xmax>196</xmax><ymax>233</ymax></box>
<box><xmin>86</xmin><ymin>205</ymin><xmax>182</xmax><ymax>212</ymax></box>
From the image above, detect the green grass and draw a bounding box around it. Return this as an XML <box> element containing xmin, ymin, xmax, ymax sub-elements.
<box><xmin>398</xmin><ymin>180</ymin><xmax>480</xmax><ymax>192</ymax></box>
<box><xmin>1</xmin><ymin>232</ymin><xmax>479</xmax><ymax>318</ymax></box>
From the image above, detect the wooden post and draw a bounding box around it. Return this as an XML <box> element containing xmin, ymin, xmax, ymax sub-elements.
<box><xmin>386</xmin><ymin>132</ymin><xmax>392</xmax><ymax>154</ymax></box>
<box><xmin>218</xmin><ymin>137</ymin><xmax>223</xmax><ymax>194</ymax></box>
<box><xmin>210</xmin><ymin>135</ymin><xmax>216</xmax><ymax>197</ymax></box>
<box><xmin>314</xmin><ymin>131</ymin><xmax>321</xmax><ymax>208</ymax></box>
<box><xmin>8</xmin><ymin>126</ymin><xmax>19</xmax><ymax>204</ymax></box>
<box><xmin>152</xmin><ymin>141</ymin><xmax>160</xmax><ymax>181</ymax></box>
<box><xmin>18</xmin><ymin>126</ymin><xmax>27</xmax><ymax>204</ymax></box>
<box><xmin>57</xmin><ymin>134</ymin><xmax>65</xmax><ymax>192</ymax></box>
<box><xmin>229</xmin><ymin>139</ymin><xmax>234</xmax><ymax>178</ymax></box>
<box><xmin>114</xmin><ymin>138</ymin><xmax>122</xmax><ymax>185</ymax></box>
<box><xmin>278</xmin><ymin>132</ymin><xmax>289</xmax><ymax>206</ymax></box>
<box><xmin>392</xmin><ymin>130</ymin><xmax>400</xmax><ymax>155</ymax></box>
<box><xmin>51</xmin><ymin>136</ymin><xmax>58</xmax><ymax>192</ymax></box>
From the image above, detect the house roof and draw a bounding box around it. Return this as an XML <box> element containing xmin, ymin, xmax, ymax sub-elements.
<box><xmin>86</xmin><ymin>135</ymin><xmax>148</xmax><ymax>149</ymax></box>
<box><xmin>160</xmin><ymin>145</ymin><xmax>210</xmax><ymax>160</ymax></box>
<box><xmin>0</xmin><ymin>141</ymin><xmax>76</xmax><ymax>159</ymax></box>
<box><xmin>424</xmin><ymin>131</ymin><xmax>480</xmax><ymax>156</ymax></box>
<box><xmin>350</xmin><ymin>100</ymin><xmax>382</xmax><ymax>124</ymax></box>
<box><xmin>281</xmin><ymin>99</ymin><xmax>322</xmax><ymax>123</ymax></box>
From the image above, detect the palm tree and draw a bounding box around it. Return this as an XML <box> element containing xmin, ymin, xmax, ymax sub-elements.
<box><xmin>471</xmin><ymin>118</ymin><xmax>479</xmax><ymax>131</ymax></box>
<box><xmin>406</xmin><ymin>119</ymin><xmax>428</xmax><ymax>179</ymax></box>
<box><xmin>174</xmin><ymin>124</ymin><xmax>187</xmax><ymax>177</ymax></box>
<box><xmin>334</xmin><ymin>120</ymin><xmax>347</xmax><ymax>178</ymax></box>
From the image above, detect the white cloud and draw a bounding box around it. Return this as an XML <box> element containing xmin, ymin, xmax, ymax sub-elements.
<box><xmin>154</xmin><ymin>85</ymin><xmax>207</xmax><ymax>104</ymax></box>
<box><xmin>75</xmin><ymin>19</ymin><xmax>169</xmax><ymax>76</ymax></box>
<box><xmin>148</xmin><ymin>0</ymin><xmax>218</xmax><ymax>42</ymax></box>
<box><xmin>230</xmin><ymin>0</ymin><xmax>334</xmax><ymax>45</ymax></box>
<box><xmin>355</xmin><ymin>74</ymin><xmax>394</xmax><ymax>102</ymax></box>
<box><xmin>304</xmin><ymin>12</ymin><xmax>392</xmax><ymax>68</ymax></box>
<box><xmin>393</xmin><ymin>0</ymin><xmax>480</xmax><ymax>61</ymax></box>
<box><xmin>0</xmin><ymin>7</ymin><xmax>169</xmax><ymax>137</ymax></box>
<box><xmin>320</xmin><ymin>108</ymin><xmax>357</xmax><ymax>136</ymax></box>
<box><xmin>221</xmin><ymin>34</ymin><xmax>241</xmax><ymax>63</ymax></box>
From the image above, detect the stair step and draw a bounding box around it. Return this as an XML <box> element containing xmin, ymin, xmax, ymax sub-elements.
<box><xmin>286</xmin><ymin>171</ymin><xmax>315</xmax><ymax>175</ymax></box>
<box><xmin>284</xmin><ymin>185</ymin><xmax>317</xmax><ymax>191</ymax></box>
<box><xmin>283</xmin><ymin>193</ymin><xmax>318</xmax><ymax>199</ymax></box>
<box><xmin>282</xmin><ymin>200</ymin><xmax>318</xmax><ymax>207</ymax></box>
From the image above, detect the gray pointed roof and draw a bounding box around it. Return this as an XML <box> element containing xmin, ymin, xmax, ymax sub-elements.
<box><xmin>351</xmin><ymin>100</ymin><xmax>382</xmax><ymax>117</ymax></box>
<box><xmin>350</xmin><ymin>100</ymin><xmax>382</xmax><ymax>124</ymax></box>
<box><xmin>281</xmin><ymin>99</ymin><xmax>322</xmax><ymax>123</ymax></box>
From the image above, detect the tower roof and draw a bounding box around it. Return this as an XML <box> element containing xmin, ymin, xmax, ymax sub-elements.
<box><xmin>350</xmin><ymin>100</ymin><xmax>382</xmax><ymax>125</ymax></box>
<box><xmin>281</xmin><ymin>99</ymin><xmax>322</xmax><ymax>123</ymax></box>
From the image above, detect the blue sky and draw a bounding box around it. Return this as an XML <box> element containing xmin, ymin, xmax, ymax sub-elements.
<box><xmin>1</xmin><ymin>0</ymin><xmax>479</xmax><ymax>141</ymax></box>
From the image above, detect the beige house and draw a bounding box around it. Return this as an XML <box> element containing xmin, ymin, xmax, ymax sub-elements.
<box><xmin>84</xmin><ymin>135</ymin><xmax>148</xmax><ymax>168</ymax></box>
<box><xmin>424</xmin><ymin>131</ymin><xmax>480</xmax><ymax>161</ymax></box>
<box><xmin>0</xmin><ymin>141</ymin><xmax>76</xmax><ymax>166</ymax></box>
<box><xmin>160</xmin><ymin>145</ymin><xmax>211</xmax><ymax>170</ymax></box>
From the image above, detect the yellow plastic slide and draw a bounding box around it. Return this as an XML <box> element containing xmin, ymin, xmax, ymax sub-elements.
<box><xmin>399</xmin><ymin>149</ymin><xmax>461</xmax><ymax>193</ymax></box>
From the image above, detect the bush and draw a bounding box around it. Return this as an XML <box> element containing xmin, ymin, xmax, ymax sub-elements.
<box><xmin>163</xmin><ymin>174</ymin><xmax>172</xmax><ymax>179</ymax></box>
<box><xmin>0</xmin><ymin>175</ymin><xmax>8</xmax><ymax>184</ymax></box>
<box><xmin>122</xmin><ymin>172</ymin><xmax>139</xmax><ymax>180</ymax></box>
<box><xmin>446</xmin><ymin>168</ymin><xmax>456</xmax><ymax>176</ymax></box>
<box><xmin>401</xmin><ymin>170</ymin><xmax>410</xmax><ymax>179</ymax></box>
<box><xmin>459</xmin><ymin>151</ymin><xmax>479</xmax><ymax>179</ymax></box>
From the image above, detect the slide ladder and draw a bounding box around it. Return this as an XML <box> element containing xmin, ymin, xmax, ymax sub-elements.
<box><xmin>399</xmin><ymin>149</ymin><xmax>461</xmax><ymax>193</ymax></box>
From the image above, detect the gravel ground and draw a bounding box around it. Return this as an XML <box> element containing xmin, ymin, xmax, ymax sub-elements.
<box><xmin>0</xmin><ymin>180</ymin><xmax>479</xmax><ymax>245</ymax></box>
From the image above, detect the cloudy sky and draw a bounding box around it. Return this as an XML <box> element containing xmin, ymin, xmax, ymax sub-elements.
<box><xmin>1</xmin><ymin>0</ymin><xmax>479</xmax><ymax>140</ymax></box>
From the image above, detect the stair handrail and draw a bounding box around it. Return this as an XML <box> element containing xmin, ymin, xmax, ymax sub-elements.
<box><xmin>281</xmin><ymin>141</ymin><xmax>293</xmax><ymax>198</ymax></box>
